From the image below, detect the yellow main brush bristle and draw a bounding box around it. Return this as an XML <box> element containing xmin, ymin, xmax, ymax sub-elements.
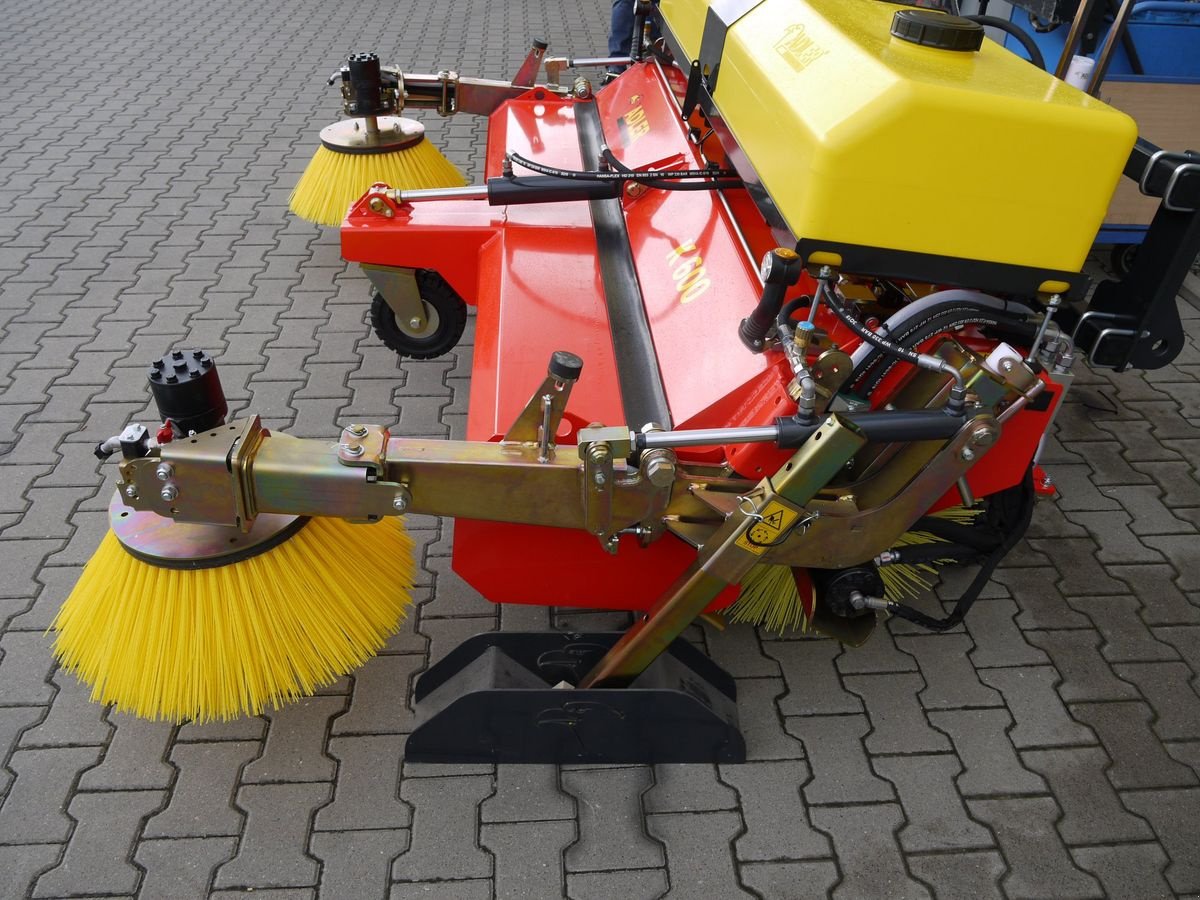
<box><xmin>726</xmin><ymin>564</ymin><xmax>812</xmax><ymax>634</ymax></box>
<box><xmin>51</xmin><ymin>517</ymin><xmax>415</xmax><ymax>722</ymax></box>
<box><xmin>289</xmin><ymin>142</ymin><xmax>466</xmax><ymax>227</ymax></box>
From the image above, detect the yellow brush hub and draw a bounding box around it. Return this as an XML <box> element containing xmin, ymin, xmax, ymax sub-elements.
<box><xmin>52</xmin><ymin>514</ymin><xmax>415</xmax><ymax>722</ymax></box>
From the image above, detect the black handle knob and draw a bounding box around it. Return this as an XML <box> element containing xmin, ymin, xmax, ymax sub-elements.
<box><xmin>739</xmin><ymin>249</ymin><xmax>803</xmax><ymax>352</ymax></box>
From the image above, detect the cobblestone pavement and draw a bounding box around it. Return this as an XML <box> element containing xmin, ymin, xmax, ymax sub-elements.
<box><xmin>2</xmin><ymin>1</ymin><xmax>1200</xmax><ymax>898</ymax></box>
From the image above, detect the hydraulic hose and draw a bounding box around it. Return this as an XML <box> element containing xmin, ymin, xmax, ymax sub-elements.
<box><xmin>817</xmin><ymin>280</ymin><xmax>967</xmax><ymax>398</ymax></box>
<box><xmin>963</xmin><ymin>14</ymin><xmax>1047</xmax><ymax>69</ymax></box>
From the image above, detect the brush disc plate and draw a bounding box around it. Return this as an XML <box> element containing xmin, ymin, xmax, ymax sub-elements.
<box><xmin>109</xmin><ymin>491</ymin><xmax>305</xmax><ymax>569</ymax></box>
<box><xmin>319</xmin><ymin>116</ymin><xmax>425</xmax><ymax>155</ymax></box>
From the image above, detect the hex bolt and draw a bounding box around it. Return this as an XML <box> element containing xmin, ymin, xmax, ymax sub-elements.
<box><xmin>392</xmin><ymin>486</ymin><xmax>412</xmax><ymax>512</ymax></box>
<box><xmin>155</xmin><ymin>462</ymin><xmax>174</xmax><ymax>481</ymax></box>
<box><xmin>999</xmin><ymin>358</ymin><xmax>1016</xmax><ymax>372</ymax></box>
<box><xmin>643</xmin><ymin>453</ymin><xmax>676</xmax><ymax>488</ymax></box>
<box><xmin>408</xmin><ymin>317</ymin><xmax>423</xmax><ymax>330</ymax></box>
<box><xmin>160</xmin><ymin>483</ymin><xmax>179</xmax><ymax>501</ymax></box>
<box><xmin>340</xmin><ymin>443</ymin><xmax>365</xmax><ymax>457</ymax></box>
<box><xmin>961</xmin><ymin>447</ymin><xmax>976</xmax><ymax>462</ymax></box>
<box><xmin>346</xmin><ymin>424</ymin><xmax>368</xmax><ymax>438</ymax></box>
<box><xmin>593</xmin><ymin>470</ymin><xmax>607</xmax><ymax>486</ymax></box>
<box><xmin>124</xmin><ymin>484</ymin><xmax>138</xmax><ymax>500</ymax></box>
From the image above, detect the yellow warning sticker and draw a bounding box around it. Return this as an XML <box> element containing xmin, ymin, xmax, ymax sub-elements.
<box><xmin>735</xmin><ymin>500</ymin><xmax>801</xmax><ymax>556</ymax></box>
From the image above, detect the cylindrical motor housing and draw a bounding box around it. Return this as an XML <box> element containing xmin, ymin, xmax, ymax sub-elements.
<box><xmin>147</xmin><ymin>349</ymin><xmax>227</xmax><ymax>436</ymax></box>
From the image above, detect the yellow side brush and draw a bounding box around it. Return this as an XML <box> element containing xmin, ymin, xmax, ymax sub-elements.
<box><xmin>51</xmin><ymin>505</ymin><xmax>414</xmax><ymax>722</ymax></box>
<box><xmin>288</xmin><ymin>116</ymin><xmax>466</xmax><ymax>227</ymax></box>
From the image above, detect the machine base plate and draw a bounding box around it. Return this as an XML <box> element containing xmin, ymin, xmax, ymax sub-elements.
<box><xmin>406</xmin><ymin>632</ymin><xmax>745</xmax><ymax>764</ymax></box>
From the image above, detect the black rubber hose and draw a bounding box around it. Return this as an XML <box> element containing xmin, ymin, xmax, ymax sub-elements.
<box><xmin>777</xmin><ymin>296</ymin><xmax>813</xmax><ymax>327</ymax></box>
<box><xmin>818</xmin><ymin>280</ymin><xmax>925</xmax><ymax>369</ymax></box>
<box><xmin>963</xmin><ymin>15</ymin><xmax>1047</xmax><ymax>70</ymax></box>
<box><xmin>886</xmin><ymin>470</ymin><xmax>1035</xmax><ymax>632</ymax></box>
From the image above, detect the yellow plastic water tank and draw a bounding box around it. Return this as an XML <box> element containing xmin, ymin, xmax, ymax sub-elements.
<box><xmin>659</xmin><ymin>0</ymin><xmax>1138</xmax><ymax>275</ymax></box>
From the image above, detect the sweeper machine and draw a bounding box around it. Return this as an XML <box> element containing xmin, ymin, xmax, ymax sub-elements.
<box><xmin>55</xmin><ymin>0</ymin><xmax>1200</xmax><ymax>763</ymax></box>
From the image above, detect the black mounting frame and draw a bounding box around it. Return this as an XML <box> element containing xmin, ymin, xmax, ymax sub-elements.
<box><xmin>405</xmin><ymin>632</ymin><xmax>746</xmax><ymax>764</ymax></box>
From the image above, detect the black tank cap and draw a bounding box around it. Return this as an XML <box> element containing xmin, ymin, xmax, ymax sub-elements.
<box><xmin>890</xmin><ymin>10</ymin><xmax>984</xmax><ymax>52</ymax></box>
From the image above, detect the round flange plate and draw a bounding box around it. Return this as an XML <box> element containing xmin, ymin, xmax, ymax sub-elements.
<box><xmin>319</xmin><ymin>116</ymin><xmax>425</xmax><ymax>155</ymax></box>
<box><xmin>109</xmin><ymin>491</ymin><xmax>306</xmax><ymax>570</ymax></box>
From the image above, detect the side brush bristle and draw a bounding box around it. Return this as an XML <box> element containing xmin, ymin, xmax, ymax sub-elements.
<box><xmin>51</xmin><ymin>517</ymin><xmax>415</xmax><ymax>722</ymax></box>
<box><xmin>288</xmin><ymin>142</ymin><xmax>466</xmax><ymax>227</ymax></box>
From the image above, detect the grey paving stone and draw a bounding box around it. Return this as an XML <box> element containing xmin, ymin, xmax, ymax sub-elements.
<box><xmin>77</xmin><ymin>712</ymin><xmax>174</xmax><ymax>790</ymax></box>
<box><xmin>978</xmin><ymin>666</ymin><xmax>1096</xmax><ymax>748</ymax></box>
<box><xmin>17</xmin><ymin>671</ymin><xmax>108</xmax><ymax>749</ymax></box>
<box><xmin>0</xmin><ymin>746</ymin><xmax>101</xmax><ymax>843</ymax></box>
<box><xmin>331</xmin><ymin>654</ymin><xmax>422</xmax><ymax>735</ymax></box>
<box><xmin>720</xmin><ymin>760</ymin><xmax>831</xmax><ymax>860</ymax></box>
<box><xmin>392</xmin><ymin>774</ymin><xmax>493</xmax><ymax>882</ymax></box>
<box><xmin>785</xmin><ymin>714</ymin><xmax>894</xmax><ymax>804</ymax></box>
<box><xmin>809</xmin><ymin>803</ymin><xmax>932</xmax><ymax>900</ymax></box>
<box><xmin>213</xmin><ymin>890</ymin><xmax>314</xmax><ymax>900</ymax></box>
<box><xmin>390</xmin><ymin>880</ymin><xmax>491</xmax><ymax>900</ymax></box>
<box><xmin>1025</xmin><ymin>629</ymin><xmax>1141</xmax><ymax>701</ymax></box>
<box><xmin>1142</xmin><ymin>535</ymin><xmax>1200</xmax><ymax>591</ymax></box>
<box><xmin>0</xmin><ymin>843</ymin><xmax>61</xmax><ymax>900</ymax></box>
<box><xmin>959</xmin><ymin>596</ymin><xmax>1050</xmax><ymax>668</ymax></box>
<box><xmin>1072</xmin><ymin>595</ymin><xmax>1180</xmax><ymax>661</ymax></box>
<box><xmin>968</xmin><ymin>797</ymin><xmax>1103</xmax><ymax>900</ymax></box>
<box><xmin>311</xmin><ymin>828</ymin><xmax>408</xmax><ymax>900</ymax></box>
<box><xmin>705</xmin><ymin>623</ymin><xmax>779</xmax><ymax>678</ymax></box>
<box><xmin>561</xmin><ymin>767</ymin><xmax>663</xmax><ymax>873</ymax></box>
<box><xmin>135</xmin><ymin>836</ymin><xmax>238</xmax><ymax>900</ymax></box>
<box><xmin>214</xmin><ymin>781</ymin><xmax>331</xmax><ymax>889</ymax></box>
<box><xmin>994</xmin><ymin>567</ymin><xmax>1092</xmax><ymax>630</ymax></box>
<box><xmin>740</xmin><ymin>860</ymin><xmax>840</xmax><ymax>900</ymax></box>
<box><xmin>895</xmin><ymin>633</ymin><xmax>1002</xmax><ymax>709</ymax></box>
<box><xmin>143</xmin><ymin>740</ymin><xmax>259</xmax><ymax>838</ymax></box>
<box><xmin>1022</xmin><ymin>747</ymin><xmax>1154</xmax><ymax>844</ymax></box>
<box><xmin>240</xmin><ymin>695</ymin><xmax>344</xmax><ymax>783</ymax></box>
<box><xmin>483</xmin><ymin>819</ymin><xmax>574</xmax><ymax>900</ymax></box>
<box><xmin>315</xmin><ymin>735</ymin><xmax>410</xmax><ymax>831</ymax></box>
<box><xmin>1113</xmin><ymin>661</ymin><xmax>1200</xmax><ymax>740</ymax></box>
<box><xmin>737</xmin><ymin>676</ymin><xmax>807</xmax><ymax>760</ymax></box>
<box><xmin>175</xmin><ymin>716</ymin><xmax>267</xmax><ymax>742</ymax></box>
<box><xmin>0</xmin><ymin>705</ymin><xmax>46</xmax><ymax>767</ymax></box>
<box><xmin>0</xmin><ymin>631</ymin><xmax>56</xmax><ymax>705</ymax></box>
<box><xmin>929</xmin><ymin>708</ymin><xmax>1049</xmax><ymax>796</ymax></box>
<box><xmin>765</xmin><ymin>638</ymin><xmax>864</xmax><ymax>716</ymax></box>
<box><xmin>566</xmin><ymin>869</ymin><xmax>669</xmax><ymax>900</ymax></box>
<box><xmin>874</xmin><ymin>754</ymin><xmax>992</xmax><ymax>852</ymax></box>
<box><xmin>33</xmin><ymin>788</ymin><xmax>164</xmax><ymax>897</ymax></box>
<box><xmin>1071</xmin><ymin>701</ymin><xmax>1198</xmax><ymax>789</ymax></box>
<box><xmin>1121</xmin><ymin>788</ymin><xmax>1200</xmax><ymax>893</ymax></box>
<box><xmin>636</xmin><ymin>764</ymin><xmax>734</xmax><ymax>816</ymax></box>
<box><xmin>646</xmin><ymin>810</ymin><xmax>753</xmax><ymax>898</ymax></box>
<box><xmin>842</xmin><ymin>673</ymin><xmax>951</xmax><ymax>754</ymax></box>
<box><xmin>908</xmin><ymin>850</ymin><xmax>1007</xmax><ymax>900</ymax></box>
<box><xmin>481</xmin><ymin>764</ymin><xmax>576</xmax><ymax>822</ymax></box>
<box><xmin>1071</xmin><ymin>843</ymin><xmax>1174</xmax><ymax>900</ymax></box>
<box><xmin>835</xmin><ymin>626</ymin><xmax>917</xmax><ymax>674</ymax></box>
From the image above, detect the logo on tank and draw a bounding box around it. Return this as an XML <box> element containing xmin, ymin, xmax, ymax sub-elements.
<box><xmin>775</xmin><ymin>23</ymin><xmax>828</xmax><ymax>73</ymax></box>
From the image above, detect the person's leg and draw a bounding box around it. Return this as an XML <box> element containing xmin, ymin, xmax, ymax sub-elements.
<box><xmin>608</xmin><ymin>0</ymin><xmax>635</xmax><ymax>60</ymax></box>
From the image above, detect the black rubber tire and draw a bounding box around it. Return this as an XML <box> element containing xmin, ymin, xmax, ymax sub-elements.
<box><xmin>370</xmin><ymin>269</ymin><xmax>468</xmax><ymax>360</ymax></box>
<box><xmin>849</xmin><ymin>303</ymin><xmax>1034</xmax><ymax>400</ymax></box>
<box><xmin>1110</xmin><ymin>243</ymin><xmax>1139</xmax><ymax>278</ymax></box>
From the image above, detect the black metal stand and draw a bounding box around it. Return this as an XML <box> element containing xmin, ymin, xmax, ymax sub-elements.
<box><xmin>405</xmin><ymin>632</ymin><xmax>746</xmax><ymax>764</ymax></box>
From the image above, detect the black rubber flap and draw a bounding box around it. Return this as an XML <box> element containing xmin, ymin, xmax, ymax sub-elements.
<box><xmin>890</xmin><ymin>10</ymin><xmax>984</xmax><ymax>51</ymax></box>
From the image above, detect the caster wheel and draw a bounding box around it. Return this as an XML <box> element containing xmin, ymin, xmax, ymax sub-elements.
<box><xmin>1110</xmin><ymin>243</ymin><xmax>1139</xmax><ymax>278</ymax></box>
<box><xmin>370</xmin><ymin>269</ymin><xmax>467</xmax><ymax>360</ymax></box>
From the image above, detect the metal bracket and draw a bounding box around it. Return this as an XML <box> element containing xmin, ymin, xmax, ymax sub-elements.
<box><xmin>360</xmin><ymin>264</ymin><xmax>428</xmax><ymax>332</ymax></box>
<box><xmin>338</xmin><ymin>423</ymin><xmax>388</xmax><ymax>479</ymax></box>
<box><xmin>512</xmin><ymin>40</ymin><xmax>548</xmax><ymax>88</ymax></box>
